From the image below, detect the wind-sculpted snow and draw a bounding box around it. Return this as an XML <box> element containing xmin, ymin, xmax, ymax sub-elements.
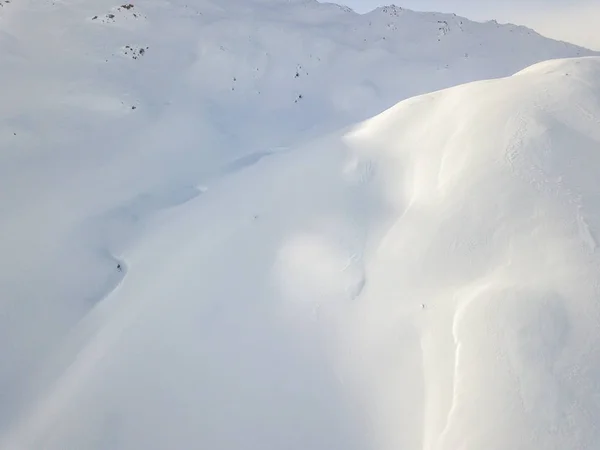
<box><xmin>0</xmin><ymin>0</ymin><xmax>600</xmax><ymax>449</ymax></box>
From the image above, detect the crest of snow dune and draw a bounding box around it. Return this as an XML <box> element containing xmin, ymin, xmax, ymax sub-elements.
<box><xmin>337</xmin><ymin>56</ymin><xmax>600</xmax><ymax>449</ymax></box>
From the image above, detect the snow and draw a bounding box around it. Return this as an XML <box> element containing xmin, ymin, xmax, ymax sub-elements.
<box><xmin>1</xmin><ymin>0</ymin><xmax>600</xmax><ymax>449</ymax></box>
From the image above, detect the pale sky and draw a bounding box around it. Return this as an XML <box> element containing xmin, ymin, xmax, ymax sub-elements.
<box><xmin>336</xmin><ymin>0</ymin><xmax>600</xmax><ymax>50</ymax></box>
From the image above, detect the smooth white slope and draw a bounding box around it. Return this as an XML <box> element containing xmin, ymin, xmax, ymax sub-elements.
<box><xmin>0</xmin><ymin>0</ymin><xmax>599</xmax><ymax>448</ymax></box>
<box><xmin>0</xmin><ymin>0</ymin><xmax>594</xmax><ymax>427</ymax></box>
<box><xmin>4</xmin><ymin>56</ymin><xmax>600</xmax><ymax>450</ymax></box>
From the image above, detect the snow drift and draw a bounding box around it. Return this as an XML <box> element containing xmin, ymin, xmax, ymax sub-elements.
<box><xmin>4</xmin><ymin>53</ymin><xmax>600</xmax><ymax>449</ymax></box>
<box><xmin>1</xmin><ymin>0</ymin><xmax>600</xmax><ymax>449</ymax></box>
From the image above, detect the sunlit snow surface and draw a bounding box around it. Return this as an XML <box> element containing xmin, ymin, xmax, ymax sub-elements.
<box><xmin>0</xmin><ymin>0</ymin><xmax>599</xmax><ymax>449</ymax></box>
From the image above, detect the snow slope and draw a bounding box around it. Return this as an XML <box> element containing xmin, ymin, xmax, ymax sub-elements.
<box><xmin>1</xmin><ymin>0</ymin><xmax>600</xmax><ymax>448</ymax></box>
<box><xmin>5</xmin><ymin>55</ymin><xmax>600</xmax><ymax>450</ymax></box>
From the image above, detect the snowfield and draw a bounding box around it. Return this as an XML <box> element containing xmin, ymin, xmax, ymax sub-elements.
<box><xmin>1</xmin><ymin>0</ymin><xmax>600</xmax><ymax>449</ymax></box>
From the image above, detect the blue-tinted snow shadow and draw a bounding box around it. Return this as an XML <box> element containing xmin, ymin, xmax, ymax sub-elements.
<box><xmin>42</xmin><ymin>149</ymin><xmax>376</xmax><ymax>450</ymax></box>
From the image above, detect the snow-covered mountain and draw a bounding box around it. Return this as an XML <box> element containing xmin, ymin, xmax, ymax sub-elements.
<box><xmin>1</xmin><ymin>1</ymin><xmax>600</xmax><ymax>449</ymax></box>
<box><xmin>6</xmin><ymin>54</ymin><xmax>600</xmax><ymax>450</ymax></box>
<box><xmin>1</xmin><ymin>0</ymin><xmax>593</xmax><ymax>144</ymax></box>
